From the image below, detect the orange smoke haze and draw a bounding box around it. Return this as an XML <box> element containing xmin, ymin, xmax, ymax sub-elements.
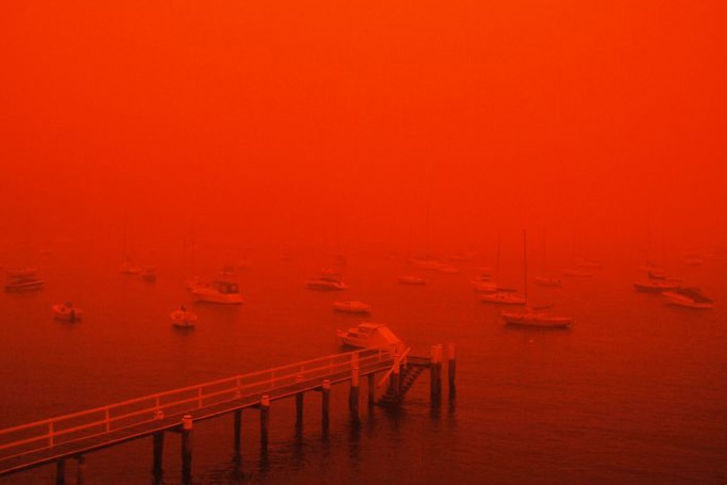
<box><xmin>1</xmin><ymin>1</ymin><xmax>725</xmax><ymax>256</ymax></box>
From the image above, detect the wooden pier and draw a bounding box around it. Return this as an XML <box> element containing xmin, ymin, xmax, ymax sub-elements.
<box><xmin>0</xmin><ymin>344</ymin><xmax>456</xmax><ymax>483</ymax></box>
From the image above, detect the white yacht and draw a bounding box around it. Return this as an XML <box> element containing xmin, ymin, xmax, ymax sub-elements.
<box><xmin>501</xmin><ymin>309</ymin><xmax>572</xmax><ymax>329</ymax></box>
<box><xmin>398</xmin><ymin>275</ymin><xmax>426</xmax><ymax>285</ymax></box>
<box><xmin>5</xmin><ymin>270</ymin><xmax>45</xmax><ymax>292</ymax></box>
<box><xmin>534</xmin><ymin>276</ymin><xmax>563</xmax><ymax>287</ymax></box>
<box><xmin>332</xmin><ymin>300</ymin><xmax>372</xmax><ymax>314</ymax></box>
<box><xmin>52</xmin><ymin>302</ymin><xmax>83</xmax><ymax>322</ymax></box>
<box><xmin>305</xmin><ymin>272</ymin><xmax>348</xmax><ymax>290</ymax></box>
<box><xmin>336</xmin><ymin>322</ymin><xmax>403</xmax><ymax>352</ymax></box>
<box><xmin>191</xmin><ymin>280</ymin><xmax>244</xmax><ymax>304</ymax></box>
<box><xmin>480</xmin><ymin>292</ymin><xmax>526</xmax><ymax>305</ymax></box>
<box><xmin>662</xmin><ymin>287</ymin><xmax>714</xmax><ymax>309</ymax></box>
<box><xmin>171</xmin><ymin>306</ymin><xmax>198</xmax><ymax>328</ymax></box>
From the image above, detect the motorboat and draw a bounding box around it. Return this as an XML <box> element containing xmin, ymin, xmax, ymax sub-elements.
<box><xmin>472</xmin><ymin>279</ymin><xmax>516</xmax><ymax>293</ymax></box>
<box><xmin>633</xmin><ymin>280</ymin><xmax>680</xmax><ymax>293</ymax></box>
<box><xmin>480</xmin><ymin>292</ymin><xmax>526</xmax><ymax>305</ymax></box>
<box><xmin>5</xmin><ymin>271</ymin><xmax>45</xmax><ymax>292</ymax></box>
<box><xmin>141</xmin><ymin>267</ymin><xmax>157</xmax><ymax>282</ymax></box>
<box><xmin>336</xmin><ymin>322</ymin><xmax>404</xmax><ymax>352</ymax></box>
<box><xmin>305</xmin><ymin>273</ymin><xmax>348</xmax><ymax>290</ymax></box>
<box><xmin>562</xmin><ymin>268</ymin><xmax>593</xmax><ymax>277</ymax></box>
<box><xmin>501</xmin><ymin>309</ymin><xmax>573</xmax><ymax>329</ymax></box>
<box><xmin>333</xmin><ymin>300</ymin><xmax>372</xmax><ymax>314</ymax></box>
<box><xmin>683</xmin><ymin>254</ymin><xmax>703</xmax><ymax>266</ymax></box>
<box><xmin>191</xmin><ymin>280</ymin><xmax>244</xmax><ymax>304</ymax></box>
<box><xmin>120</xmin><ymin>261</ymin><xmax>142</xmax><ymax>275</ymax></box>
<box><xmin>534</xmin><ymin>276</ymin><xmax>563</xmax><ymax>287</ymax></box>
<box><xmin>409</xmin><ymin>257</ymin><xmax>446</xmax><ymax>271</ymax></box>
<box><xmin>436</xmin><ymin>264</ymin><xmax>460</xmax><ymax>274</ymax></box>
<box><xmin>6</xmin><ymin>267</ymin><xmax>37</xmax><ymax>279</ymax></box>
<box><xmin>171</xmin><ymin>306</ymin><xmax>198</xmax><ymax>328</ymax></box>
<box><xmin>52</xmin><ymin>302</ymin><xmax>82</xmax><ymax>322</ymax></box>
<box><xmin>472</xmin><ymin>280</ymin><xmax>498</xmax><ymax>293</ymax></box>
<box><xmin>575</xmin><ymin>257</ymin><xmax>602</xmax><ymax>270</ymax></box>
<box><xmin>662</xmin><ymin>287</ymin><xmax>714</xmax><ymax>309</ymax></box>
<box><xmin>398</xmin><ymin>275</ymin><xmax>426</xmax><ymax>285</ymax></box>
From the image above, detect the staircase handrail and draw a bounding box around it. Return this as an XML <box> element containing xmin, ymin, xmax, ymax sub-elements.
<box><xmin>377</xmin><ymin>346</ymin><xmax>412</xmax><ymax>388</ymax></box>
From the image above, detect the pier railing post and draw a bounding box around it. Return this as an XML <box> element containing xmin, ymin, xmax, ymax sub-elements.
<box><xmin>260</xmin><ymin>395</ymin><xmax>270</xmax><ymax>452</ymax></box>
<box><xmin>152</xmin><ymin>431</ymin><xmax>164</xmax><ymax>485</ymax></box>
<box><xmin>430</xmin><ymin>344</ymin><xmax>443</xmax><ymax>407</ymax></box>
<box><xmin>321</xmin><ymin>379</ymin><xmax>331</xmax><ymax>434</ymax></box>
<box><xmin>181</xmin><ymin>414</ymin><xmax>193</xmax><ymax>485</ymax></box>
<box><xmin>447</xmin><ymin>342</ymin><xmax>456</xmax><ymax>402</ymax></box>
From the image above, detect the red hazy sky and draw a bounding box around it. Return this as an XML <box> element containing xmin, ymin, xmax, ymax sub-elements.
<box><xmin>1</xmin><ymin>1</ymin><xmax>725</xmax><ymax>254</ymax></box>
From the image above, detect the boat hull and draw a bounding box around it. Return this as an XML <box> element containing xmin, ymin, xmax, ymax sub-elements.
<box><xmin>171</xmin><ymin>310</ymin><xmax>198</xmax><ymax>327</ymax></box>
<box><xmin>480</xmin><ymin>293</ymin><xmax>526</xmax><ymax>305</ymax></box>
<box><xmin>662</xmin><ymin>292</ymin><xmax>714</xmax><ymax>309</ymax></box>
<box><xmin>305</xmin><ymin>280</ymin><xmax>347</xmax><ymax>290</ymax></box>
<box><xmin>333</xmin><ymin>301</ymin><xmax>372</xmax><ymax>314</ymax></box>
<box><xmin>52</xmin><ymin>305</ymin><xmax>82</xmax><ymax>322</ymax></box>
<box><xmin>5</xmin><ymin>280</ymin><xmax>45</xmax><ymax>292</ymax></box>
<box><xmin>501</xmin><ymin>311</ymin><xmax>572</xmax><ymax>329</ymax></box>
<box><xmin>192</xmin><ymin>289</ymin><xmax>244</xmax><ymax>304</ymax></box>
<box><xmin>634</xmin><ymin>281</ymin><xmax>680</xmax><ymax>293</ymax></box>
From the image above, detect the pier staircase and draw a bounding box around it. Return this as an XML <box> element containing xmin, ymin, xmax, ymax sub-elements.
<box><xmin>377</xmin><ymin>365</ymin><xmax>426</xmax><ymax>406</ymax></box>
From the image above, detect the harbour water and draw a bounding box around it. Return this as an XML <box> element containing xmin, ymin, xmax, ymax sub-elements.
<box><xmin>1</xmin><ymin>243</ymin><xmax>726</xmax><ymax>484</ymax></box>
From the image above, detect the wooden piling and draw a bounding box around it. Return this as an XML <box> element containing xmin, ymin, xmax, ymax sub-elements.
<box><xmin>349</xmin><ymin>367</ymin><xmax>360</xmax><ymax>421</ymax></box>
<box><xmin>75</xmin><ymin>455</ymin><xmax>85</xmax><ymax>485</ymax></box>
<box><xmin>321</xmin><ymin>379</ymin><xmax>331</xmax><ymax>433</ymax></box>
<box><xmin>259</xmin><ymin>395</ymin><xmax>270</xmax><ymax>451</ymax></box>
<box><xmin>430</xmin><ymin>344</ymin><xmax>443</xmax><ymax>406</ymax></box>
<box><xmin>295</xmin><ymin>392</ymin><xmax>304</xmax><ymax>427</ymax></box>
<box><xmin>447</xmin><ymin>342</ymin><xmax>456</xmax><ymax>401</ymax></box>
<box><xmin>181</xmin><ymin>415</ymin><xmax>193</xmax><ymax>485</ymax></box>
<box><xmin>233</xmin><ymin>410</ymin><xmax>242</xmax><ymax>459</ymax></box>
<box><xmin>367</xmin><ymin>374</ymin><xmax>375</xmax><ymax>406</ymax></box>
<box><xmin>152</xmin><ymin>431</ymin><xmax>164</xmax><ymax>485</ymax></box>
<box><xmin>55</xmin><ymin>459</ymin><xmax>65</xmax><ymax>485</ymax></box>
<box><xmin>391</xmin><ymin>355</ymin><xmax>401</xmax><ymax>402</ymax></box>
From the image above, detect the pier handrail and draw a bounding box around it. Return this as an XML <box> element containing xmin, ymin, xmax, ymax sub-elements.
<box><xmin>376</xmin><ymin>347</ymin><xmax>412</xmax><ymax>388</ymax></box>
<box><xmin>0</xmin><ymin>348</ymin><xmax>394</xmax><ymax>460</ymax></box>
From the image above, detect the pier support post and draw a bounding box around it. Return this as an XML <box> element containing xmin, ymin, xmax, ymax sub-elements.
<box><xmin>260</xmin><ymin>395</ymin><xmax>270</xmax><ymax>452</ymax></box>
<box><xmin>367</xmin><ymin>374</ymin><xmax>375</xmax><ymax>407</ymax></box>
<box><xmin>447</xmin><ymin>342</ymin><xmax>457</xmax><ymax>402</ymax></box>
<box><xmin>391</xmin><ymin>354</ymin><xmax>401</xmax><ymax>402</ymax></box>
<box><xmin>430</xmin><ymin>344</ymin><xmax>443</xmax><ymax>407</ymax></box>
<box><xmin>233</xmin><ymin>410</ymin><xmax>242</xmax><ymax>459</ymax></box>
<box><xmin>349</xmin><ymin>368</ymin><xmax>360</xmax><ymax>422</ymax></box>
<box><xmin>152</xmin><ymin>431</ymin><xmax>164</xmax><ymax>485</ymax></box>
<box><xmin>321</xmin><ymin>379</ymin><xmax>331</xmax><ymax>434</ymax></box>
<box><xmin>76</xmin><ymin>455</ymin><xmax>86</xmax><ymax>485</ymax></box>
<box><xmin>296</xmin><ymin>393</ymin><xmax>304</xmax><ymax>429</ymax></box>
<box><xmin>56</xmin><ymin>458</ymin><xmax>65</xmax><ymax>485</ymax></box>
<box><xmin>181</xmin><ymin>415</ymin><xmax>193</xmax><ymax>485</ymax></box>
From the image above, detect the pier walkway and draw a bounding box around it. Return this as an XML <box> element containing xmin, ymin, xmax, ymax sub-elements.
<box><xmin>0</xmin><ymin>344</ymin><xmax>455</xmax><ymax>484</ymax></box>
<box><xmin>0</xmin><ymin>345</ymin><xmax>452</xmax><ymax>482</ymax></box>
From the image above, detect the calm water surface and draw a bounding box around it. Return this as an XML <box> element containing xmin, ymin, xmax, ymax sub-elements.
<box><xmin>1</xmin><ymin>245</ymin><xmax>726</xmax><ymax>483</ymax></box>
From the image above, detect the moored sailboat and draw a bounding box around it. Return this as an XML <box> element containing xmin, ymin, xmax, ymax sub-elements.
<box><xmin>500</xmin><ymin>230</ymin><xmax>573</xmax><ymax>329</ymax></box>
